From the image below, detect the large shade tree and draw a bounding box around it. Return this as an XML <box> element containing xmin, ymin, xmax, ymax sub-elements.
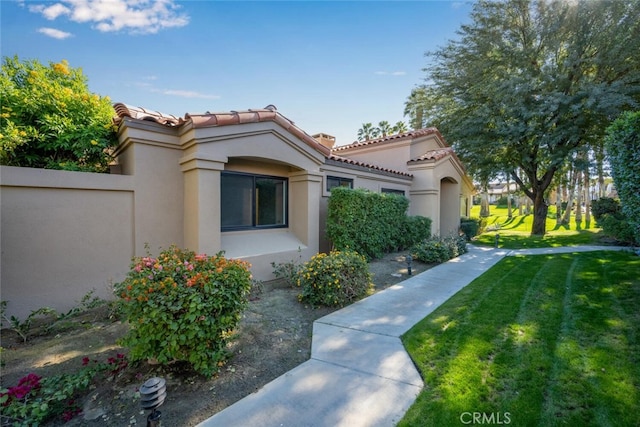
<box><xmin>408</xmin><ymin>0</ymin><xmax>640</xmax><ymax>235</ymax></box>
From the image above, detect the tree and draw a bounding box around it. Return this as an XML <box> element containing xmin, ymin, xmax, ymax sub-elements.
<box><xmin>377</xmin><ymin>121</ymin><xmax>392</xmax><ymax>138</ymax></box>
<box><xmin>0</xmin><ymin>56</ymin><xmax>118</xmax><ymax>172</ymax></box>
<box><xmin>411</xmin><ymin>0</ymin><xmax>640</xmax><ymax>235</ymax></box>
<box><xmin>357</xmin><ymin>122</ymin><xmax>375</xmax><ymax>141</ymax></box>
<box><xmin>604</xmin><ymin>111</ymin><xmax>640</xmax><ymax>244</ymax></box>
<box><xmin>392</xmin><ymin>121</ymin><xmax>408</xmax><ymax>134</ymax></box>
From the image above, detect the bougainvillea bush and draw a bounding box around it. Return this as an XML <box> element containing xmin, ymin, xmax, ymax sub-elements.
<box><xmin>0</xmin><ymin>355</ymin><xmax>127</xmax><ymax>426</ymax></box>
<box><xmin>296</xmin><ymin>250</ymin><xmax>373</xmax><ymax>307</ymax></box>
<box><xmin>114</xmin><ymin>246</ymin><xmax>253</xmax><ymax>376</ymax></box>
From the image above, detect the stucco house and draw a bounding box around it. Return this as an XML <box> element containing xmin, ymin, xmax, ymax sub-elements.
<box><xmin>0</xmin><ymin>104</ymin><xmax>473</xmax><ymax>318</ymax></box>
<box><xmin>112</xmin><ymin>103</ymin><xmax>473</xmax><ymax>278</ymax></box>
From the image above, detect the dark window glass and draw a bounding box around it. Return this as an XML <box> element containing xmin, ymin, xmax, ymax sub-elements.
<box><xmin>327</xmin><ymin>176</ymin><xmax>353</xmax><ymax>191</ymax></box>
<box><xmin>221</xmin><ymin>172</ymin><xmax>287</xmax><ymax>230</ymax></box>
<box><xmin>381</xmin><ymin>188</ymin><xmax>405</xmax><ymax>196</ymax></box>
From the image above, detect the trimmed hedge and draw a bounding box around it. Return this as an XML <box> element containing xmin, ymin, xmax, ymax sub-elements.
<box><xmin>326</xmin><ymin>187</ymin><xmax>431</xmax><ymax>259</ymax></box>
<box><xmin>605</xmin><ymin>111</ymin><xmax>640</xmax><ymax>244</ymax></box>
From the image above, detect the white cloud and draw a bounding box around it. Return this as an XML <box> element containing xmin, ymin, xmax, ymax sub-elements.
<box><xmin>38</xmin><ymin>27</ymin><xmax>73</xmax><ymax>39</ymax></box>
<box><xmin>151</xmin><ymin>88</ymin><xmax>220</xmax><ymax>100</ymax></box>
<box><xmin>375</xmin><ymin>71</ymin><xmax>407</xmax><ymax>76</ymax></box>
<box><xmin>27</xmin><ymin>0</ymin><xmax>189</xmax><ymax>34</ymax></box>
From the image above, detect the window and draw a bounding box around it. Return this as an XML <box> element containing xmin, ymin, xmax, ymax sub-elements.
<box><xmin>326</xmin><ymin>176</ymin><xmax>353</xmax><ymax>191</ymax></box>
<box><xmin>381</xmin><ymin>188</ymin><xmax>405</xmax><ymax>196</ymax></box>
<box><xmin>221</xmin><ymin>172</ymin><xmax>287</xmax><ymax>230</ymax></box>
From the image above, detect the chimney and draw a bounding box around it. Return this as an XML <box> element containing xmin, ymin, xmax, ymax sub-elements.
<box><xmin>312</xmin><ymin>133</ymin><xmax>336</xmax><ymax>150</ymax></box>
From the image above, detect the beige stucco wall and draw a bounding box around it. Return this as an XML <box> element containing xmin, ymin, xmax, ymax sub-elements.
<box><xmin>337</xmin><ymin>140</ymin><xmax>412</xmax><ymax>173</ymax></box>
<box><xmin>0</xmin><ymin>166</ymin><xmax>135</xmax><ymax>319</ymax></box>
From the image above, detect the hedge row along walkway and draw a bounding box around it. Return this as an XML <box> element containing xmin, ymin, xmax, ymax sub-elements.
<box><xmin>198</xmin><ymin>245</ymin><xmax>628</xmax><ymax>427</ymax></box>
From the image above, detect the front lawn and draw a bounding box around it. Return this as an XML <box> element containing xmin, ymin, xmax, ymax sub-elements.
<box><xmin>400</xmin><ymin>250</ymin><xmax>640</xmax><ymax>426</ymax></box>
<box><xmin>469</xmin><ymin>206</ymin><xmax>607</xmax><ymax>248</ymax></box>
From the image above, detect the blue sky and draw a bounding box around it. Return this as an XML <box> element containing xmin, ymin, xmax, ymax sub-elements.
<box><xmin>1</xmin><ymin>0</ymin><xmax>472</xmax><ymax>146</ymax></box>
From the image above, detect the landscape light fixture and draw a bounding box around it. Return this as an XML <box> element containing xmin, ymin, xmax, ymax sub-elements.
<box><xmin>406</xmin><ymin>254</ymin><xmax>413</xmax><ymax>276</ymax></box>
<box><xmin>495</xmin><ymin>233</ymin><xmax>500</xmax><ymax>248</ymax></box>
<box><xmin>140</xmin><ymin>377</ymin><xmax>166</xmax><ymax>427</ymax></box>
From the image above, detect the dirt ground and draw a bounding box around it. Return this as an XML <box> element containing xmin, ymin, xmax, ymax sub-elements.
<box><xmin>1</xmin><ymin>252</ymin><xmax>433</xmax><ymax>426</ymax></box>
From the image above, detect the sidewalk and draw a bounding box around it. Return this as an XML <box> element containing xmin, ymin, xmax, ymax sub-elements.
<box><xmin>197</xmin><ymin>245</ymin><xmax>627</xmax><ymax>427</ymax></box>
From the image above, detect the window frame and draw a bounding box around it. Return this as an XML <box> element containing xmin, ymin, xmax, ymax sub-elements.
<box><xmin>221</xmin><ymin>171</ymin><xmax>288</xmax><ymax>231</ymax></box>
<box><xmin>381</xmin><ymin>188</ymin><xmax>406</xmax><ymax>196</ymax></box>
<box><xmin>326</xmin><ymin>175</ymin><xmax>354</xmax><ymax>192</ymax></box>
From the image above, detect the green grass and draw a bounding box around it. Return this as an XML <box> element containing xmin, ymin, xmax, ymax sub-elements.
<box><xmin>399</xmin><ymin>251</ymin><xmax>640</xmax><ymax>427</ymax></box>
<box><xmin>470</xmin><ymin>206</ymin><xmax>608</xmax><ymax>249</ymax></box>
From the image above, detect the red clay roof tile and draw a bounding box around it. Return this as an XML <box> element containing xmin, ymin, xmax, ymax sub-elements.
<box><xmin>327</xmin><ymin>154</ymin><xmax>412</xmax><ymax>177</ymax></box>
<box><xmin>408</xmin><ymin>147</ymin><xmax>454</xmax><ymax>163</ymax></box>
<box><xmin>332</xmin><ymin>128</ymin><xmax>445</xmax><ymax>153</ymax></box>
<box><xmin>113</xmin><ymin>103</ymin><xmax>330</xmax><ymax>156</ymax></box>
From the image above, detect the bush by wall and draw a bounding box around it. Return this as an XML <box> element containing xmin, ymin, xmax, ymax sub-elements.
<box><xmin>1</xmin><ymin>56</ymin><xmax>118</xmax><ymax>172</ymax></box>
<box><xmin>326</xmin><ymin>187</ymin><xmax>431</xmax><ymax>259</ymax></box>
<box><xmin>114</xmin><ymin>246</ymin><xmax>253</xmax><ymax>376</ymax></box>
<box><xmin>600</xmin><ymin>214</ymin><xmax>637</xmax><ymax>245</ymax></box>
<box><xmin>605</xmin><ymin>111</ymin><xmax>640</xmax><ymax>244</ymax></box>
<box><xmin>591</xmin><ymin>197</ymin><xmax>623</xmax><ymax>225</ymax></box>
<box><xmin>411</xmin><ymin>235</ymin><xmax>468</xmax><ymax>264</ymax></box>
<box><xmin>296</xmin><ymin>250</ymin><xmax>373</xmax><ymax>307</ymax></box>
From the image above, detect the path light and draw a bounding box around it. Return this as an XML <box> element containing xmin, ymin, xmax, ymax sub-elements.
<box><xmin>495</xmin><ymin>233</ymin><xmax>500</xmax><ymax>248</ymax></box>
<box><xmin>140</xmin><ymin>377</ymin><xmax>166</xmax><ymax>427</ymax></box>
<box><xmin>406</xmin><ymin>254</ymin><xmax>413</xmax><ymax>276</ymax></box>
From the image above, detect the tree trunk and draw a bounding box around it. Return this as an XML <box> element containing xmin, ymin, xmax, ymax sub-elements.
<box><xmin>561</xmin><ymin>167</ymin><xmax>576</xmax><ymax>225</ymax></box>
<box><xmin>584</xmin><ymin>168</ymin><xmax>591</xmax><ymax>224</ymax></box>
<box><xmin>519</xmin><ymin>196</ymin><xmax>524</xmax><ymax>215</ymax></box>
<box><xmin>506</xmin><ymin>174</ymin><xmax>513</xmax><ymax>218</ymax></box>
<box><xmin>555</xmin><ymin>184</ymin><xmax>563</xmax><ymax>226</ymax></box>
<box><xmin>575</xmin><ymin>170</ymin><xmax>583</xmax><ymax>225</ymax></box>
<box><xmin>480</xmin><ymin>190</ymin><xmax>491</xmax><ymax>217</ymax></box>
<box><xmin>531</xmin><ymin>190</ymin><xmax>548</xmax><ymax>235</ymax></box>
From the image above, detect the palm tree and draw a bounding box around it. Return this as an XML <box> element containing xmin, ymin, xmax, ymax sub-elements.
<box><xmin>392</xmin><ymin>121</ymin><xmax>408</xmax><ymax>134</ymax></box>
<box><xmin>357</xmin><ymin>123</ymin><xmax>374</xmax><ymax>141</ymax></box>
<box><xmin>404</xmin><ymin>86</ymin><xmax>428</xmax><ymax>130</ymax></box>
<box><xmin>377</xmin><ymin>121</ymin><xmax>392</xmax><ymax>138</ymax></box>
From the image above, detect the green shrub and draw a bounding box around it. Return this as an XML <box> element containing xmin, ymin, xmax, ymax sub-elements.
<box><xmin>459</xmin><ymin>217</ymin><xmax>485</xmax><ymax>240</ymax></box>
<box><xmin>411</xmin><ymin>235</ymin><xmax>468</xmax><ymax>264</ymax></box>
<box><xmin>0</xmin><ymin>355</ymin><xmax>127</xmax><ymax>425</ymax></box>
<box><xmin>114</xmin><ymin>246</ymin><xmax>252</xmax><ymax>376</ymax></box>
<box><xmin>399</xmin><ymin>216</ymin><xmax>432</xmax><ymax>249</ymax></box>
<box><xmin>605</xmin><ymin>111</ymin><xmax>640</xmax><ymax>244</ymax></box>
<box><xmin>601</xmin><ymin>214</ymin><xmax>637</xmax><ymax>245</ymax></box>
<box><xmin>270</xmin><ymin>248</ymin><xmax>303</xmax><ymax>287</ymax></box>
<box><xmin>326</xmin><ymin>187</ymin><xmax>431</xmax><ymax>259</ymax></box>
<box><xmin>591</xmin><ymin>197</ymin><xmax>623</xmax><ymax>224</ymax></box>
<box><xmin>0</xmin><ymin>56</ymin><xmax>118</xmax><ymax>172</ymax></box>
<box><xmin>296</xmin><ymin>250</ymin><xmax>373</xmax><ymax>307</ymax></box>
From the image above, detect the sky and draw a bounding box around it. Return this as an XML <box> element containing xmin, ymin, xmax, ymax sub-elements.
<box><xmin>1</xmin><ymin>0</ymin><xmax>473</xmax><ymax>146</ymax></box>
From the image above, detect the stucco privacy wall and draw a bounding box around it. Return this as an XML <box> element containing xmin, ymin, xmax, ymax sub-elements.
<box><xmin>0</xmin><ymin>166</ymin><xmax>135</xmax><ymax>319</ymax></box>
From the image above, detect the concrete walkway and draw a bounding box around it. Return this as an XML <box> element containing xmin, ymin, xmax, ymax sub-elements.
<box><xmin>197</xmin><ymin>245</ymin><xmax>629</xmax><ymax>427</ymax></box>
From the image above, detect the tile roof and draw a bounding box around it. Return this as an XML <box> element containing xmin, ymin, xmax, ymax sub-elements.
<box><xmin>331</xmin><ymin>128</ymin><xmax>443</xmax><ymax>153</ymax></box>
<box><xmin>113</xmin><ymin>103</ymin><xmax>181</xmax><ymax>126</ymax></box>
<box><xmin>408</xmin><ymin>147</ymin><xmax>455</xmax><ymax>163</ymax></box>
<box><xmin>327</xmin><ymin>154</ymin><xmax>413</xmax><ymax>177</ymax></box>
<box><xmin>113</xmin><ymin>103</ymin><xmax>330</xmax><ymax>156</ymax></box>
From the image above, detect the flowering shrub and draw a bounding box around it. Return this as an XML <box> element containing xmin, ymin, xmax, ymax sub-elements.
<box><xmin>114</xmin><ymin>246</ymin><xmax>253</xmax><ymax>376</ymax></box>
<box><xmin>0</xmin><ymin>355</ymin><xmax>127</xmax><ymax>425</ymax></box>
<box><xmin>411</xmin><ymin>235</ymin><xmax>468</xmax><ymax>264</ymax></box>
<box><xmin>296</xmin><ymin>250</ymin><xmax>373</xmax><ymax>307</ymax></box>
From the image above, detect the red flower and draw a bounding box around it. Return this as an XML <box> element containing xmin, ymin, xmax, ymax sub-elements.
<box><xmin>82</xmin><ymin>357</ymin><xmax>90</xmax><ymax>366</ymax></box>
